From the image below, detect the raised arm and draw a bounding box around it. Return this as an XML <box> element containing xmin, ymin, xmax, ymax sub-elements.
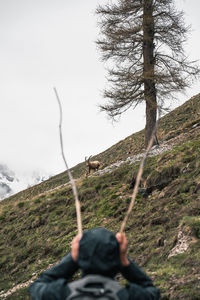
<box><xmin>116</xmin><ymin>232</ymin><xmax>160</xmax><ymax>299</ymax></box>
<box><xmin>29</xmin><ymin>235</ymin><xmax>81</xmax><ymax>300</ymax></box>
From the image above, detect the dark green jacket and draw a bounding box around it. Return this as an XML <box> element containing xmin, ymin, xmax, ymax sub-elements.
<box><xmin>29</xmin><ymin>254</ymin><xmax>159</xmax><ymax>300</ymax></box>
<box><xmin>29</xmin><ymin>228</ymin><xmax>160</xmax><ymax>300</ymax></box>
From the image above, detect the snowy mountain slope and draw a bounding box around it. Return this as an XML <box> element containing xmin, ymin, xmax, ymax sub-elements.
<box><xmin>0</xmin><ymin>163</ymin><xmax>50</xmax><ymax>200</ymax></box>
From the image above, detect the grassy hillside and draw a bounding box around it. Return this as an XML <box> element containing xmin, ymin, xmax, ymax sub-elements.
<box><xmin>0</xmin><ymin>94</ymin><xmax>200</xmax><ymax>299</ymax></box>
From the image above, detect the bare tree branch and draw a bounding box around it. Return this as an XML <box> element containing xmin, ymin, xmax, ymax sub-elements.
<box><xmin>120</xmin><ymin>107</ymin><xmax>161</xmax><ymax>233</ymax></box>
<box><xmin>54</xmin><ymin>87</ymin><xmax>82</xmax><ymax>235</ymax></box>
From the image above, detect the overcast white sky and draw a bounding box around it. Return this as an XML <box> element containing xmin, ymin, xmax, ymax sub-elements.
<box><xmin>0</xmin><ymin>0</ymin><xmax>199</xmax><ymax>177</ymax></box>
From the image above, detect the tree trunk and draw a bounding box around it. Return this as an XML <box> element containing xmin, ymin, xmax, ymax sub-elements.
<box><xmin>143</xmin><ymin>0</ymin><xmax>157</xmax><ymax>148</ymax></box>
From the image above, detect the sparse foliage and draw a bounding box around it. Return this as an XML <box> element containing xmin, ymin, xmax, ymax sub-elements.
<box><xmin>96</xmin><ymin>0</ymin><xmax>200</xmax><ymax>147</ymax></box>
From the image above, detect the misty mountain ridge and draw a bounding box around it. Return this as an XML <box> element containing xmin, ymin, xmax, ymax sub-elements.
<box><xmin>0</xmin><ymin>163</ymin><xmax>50</xmax><ymax>201</ymax></box>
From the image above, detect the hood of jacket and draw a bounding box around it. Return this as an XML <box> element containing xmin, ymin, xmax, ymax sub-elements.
<box><xmin>78</xmin><ymin>228</ymin><xmax>120</xmax><ymax>277</ymax></box>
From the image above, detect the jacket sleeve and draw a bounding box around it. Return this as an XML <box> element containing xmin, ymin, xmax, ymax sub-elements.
<box><xmin>120</xmin><ymin>258</ymin><xmax>160</xmax><ymax>300</ymax></box>
<box><xmin>29</xmin><ymin>253</ymin><xmax>79</xmax><ymax>300</ymax></box>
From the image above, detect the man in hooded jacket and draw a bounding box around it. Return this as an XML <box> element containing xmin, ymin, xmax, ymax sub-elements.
<box><xmin>29</xmin><ymin>228</ymin><xmax>160</xmax><ymax>300</ymax></box>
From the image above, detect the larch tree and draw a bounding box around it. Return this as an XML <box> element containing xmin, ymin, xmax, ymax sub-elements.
<box><xmin>96</xmin><ymin>0</ymin><xmax>200</xmax><ymax>147</ymax></box>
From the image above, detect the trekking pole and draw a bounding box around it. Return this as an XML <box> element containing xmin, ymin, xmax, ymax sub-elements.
<box><xmin>54</xmin><ymin>87</ymin><xmax>82</xmax><ymax>235</ymax></box>
<box><xmin>120</xmin><ymin>107</ymin><xmax>161</xmax><ymax>233</ymax></box>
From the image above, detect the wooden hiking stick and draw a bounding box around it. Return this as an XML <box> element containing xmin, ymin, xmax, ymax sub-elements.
<box><xmin>120</xmin><ymin>110</ymin><xmax>160</xmax><ymax>233</ymax></box>
<box><xmin>54</xmin><ymin>87</ymin><xmax>82</xmax><ymax>235</ymax></box>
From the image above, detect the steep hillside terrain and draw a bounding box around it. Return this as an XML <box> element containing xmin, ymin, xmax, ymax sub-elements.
<box><xmin>0</xmin><ymin>94</ymin><xmax>200</xmax><ymax>299</ymax></box>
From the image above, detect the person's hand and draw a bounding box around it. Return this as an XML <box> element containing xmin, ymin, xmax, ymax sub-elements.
<box><xmin>71</xmin><ymin>234</ymin><xmax>82</xmax><ymax>262</ymax></box>
<box><xmin>116</xmin><ymin>232</ymin><xmax>130</xmax><ymax>267</ymax></box>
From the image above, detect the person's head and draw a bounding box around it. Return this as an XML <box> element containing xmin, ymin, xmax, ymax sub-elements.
<box><xmin>77</xmin><ymin>228</ymin><xmax>121</xmax><ymax>277</ymax></box>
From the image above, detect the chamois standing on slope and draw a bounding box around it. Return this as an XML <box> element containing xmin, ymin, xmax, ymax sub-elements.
<box><xmin>85</xmin><ymin>156</ymin><xmax>100</xmax><ymax>175</ymax></box>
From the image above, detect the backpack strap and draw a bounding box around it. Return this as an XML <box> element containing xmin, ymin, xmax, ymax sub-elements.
<box><xmin>67</xmin><ymin>274</ymin><xmax>123</xmax><ymax>300</ymax></box>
